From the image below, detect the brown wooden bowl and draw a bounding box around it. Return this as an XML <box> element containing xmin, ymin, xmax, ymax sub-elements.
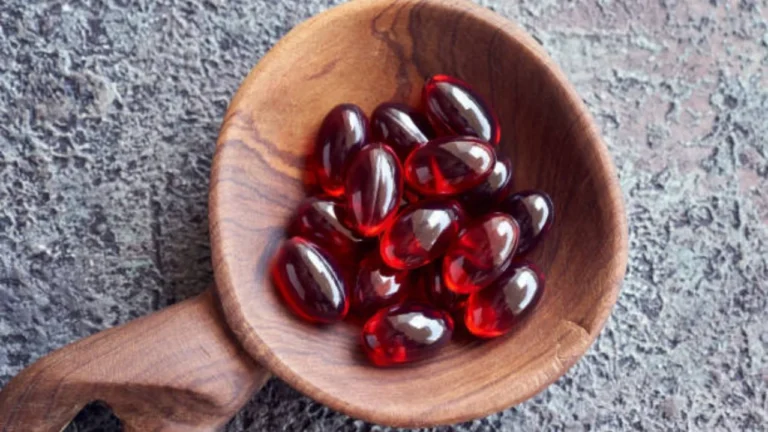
<box><xmin>0</xmin><ymin>1</ymin><xmax>627</xmax><ymax>430</ymax></box>
<box><xmin>211</xmin><ymin>0</ymin><xmax>628</xmax><ymax>427</ymax></box>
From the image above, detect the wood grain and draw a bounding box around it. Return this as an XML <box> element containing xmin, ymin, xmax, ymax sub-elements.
<box><xmin>0</xmin><ymin>290</ymin><xmax>270</xmax><ymax>432</ymax></box>
<box><xmin>210</xmin><ymin>0</ymin><xmax>627</xmax><ymax>428</ymax></box>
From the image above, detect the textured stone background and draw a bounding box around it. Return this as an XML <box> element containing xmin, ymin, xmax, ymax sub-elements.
<box><xmin>1</xmin><ymin>0</ymin><xmax>767</xmax><ymax>430</ymax></box>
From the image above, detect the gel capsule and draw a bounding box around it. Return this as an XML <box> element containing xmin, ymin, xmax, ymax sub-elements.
<box><xmin>422</xmin><ymin>261</ymin><xmax>466</xmax><ymax>312</ymax></box>
<box><xmin>459</xmin><ymin>155</ymin><xmax>514</xmax><ymax>215</ymax></box>
<box><xmin>271</xmin><ymin>237</ymin><xmax>349</xmax><ymax>324</ymax></box>
<box><xmin>353</xmin><ymin>251</ymin><xmax>410</xmax><ymax>316</ymax></box>
<box><xmin>371</xmin><ymin>102</ymin><xmax>435</xmax><ymax>160</ymax></box>
<box><xmin>465</xmin><ymin>260</ymin><xmax>544</xmax><ymax>338</ymax></box>
<box><xmin>404</xmin><ymin>136</ymin><xmax>496</xmax><ymax>196</ymax></box>
<box><xmin>496</xmin><ymin>190</ymin><xmax>554</xmax><ymax>254</ymax></box>
<box><xmin>345</xmin><ymin>143</ymin><xmax>403</xmax><ymax>237</ymax></box>
<box><xmin>380</xmin><ymin>200</ymin><xmax>463</xmax><ymax>270</ymax></box>
<box><xmin>443</xmin><ymin>213</ymin><xmax>520</xmax><ymax>294</ymax></box>
<box><xmin>313</xmin><ymin>104</ymin><xmax>369</xmax><ymax>197</ymax></box>
<box><xmin>423</xmin><ymin>75</ymin><xmax>501</xmax><ymax>145</ymax></box>
<box><xmin>290</xmin><ymin>197</ymin><xmax>364</xmax><ymax>259</ymax></box>
<box><xmin>362</xmin><ymin>303</ymin><xmax>454</xmax><ymax>366</ymax></box>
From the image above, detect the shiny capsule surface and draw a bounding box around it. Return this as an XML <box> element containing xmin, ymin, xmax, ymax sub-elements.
<box><xmin>353</xmin><ymin>251</ymin><xmax>410</xmax><ymax>316</ymax></box>
<box><xmin>362</xmin><ymin>303</ymin><xmax>454</xmax><ymax>366</ymax></box>
<box><xmin>443</xmin><ymin>213</ymin><xmax>520</xmax><ymax>294</ymax></box>
<box><xmin>313</xmin><ymin>104</ymin><xmax>369</xmax><ymax>197</ymax></box>
<box><xmin>423</xmin><ymin>75</ymin><xmax>501</xmax><ymax>145</ymax></box>
<box><xmin>459</xmin><ymin>155</ymin><xmax>514</xmax><ymax>215</ymax></box>
<box><xmin>404</xmin><ymin>136</ymin><xmax>496</xmax><ymax>196</ymax></box>
<box><xmin>290</xmin><ymin>197</ymin><xmax>364</xmax><ymax>259</ymax></box>
<box><xmin>422</xmin><ymin>261</ymin><xmax>466</xmax><ymax>312</ymax></box>
<box><xmin>271</xmin><ymin>237</ymin><xmax>349</xmax><ymax>323</ymax></box>
<box><xmin>345</xmin><ymin>143</ymin><xmax>403</xmax><ymax>237</ymax></box>
<box><xmin>380</xmin><ymin>200</ymin><xmax>463</xmax><ymax>270</ymax></box>
<box><xmin>371</xmin><ymin>102</ymin><xmax>435</xmax><ymax>160</ymax></box>
<box><xmin>497</xmin><ymin>190</ymin><xmax>554</xmax><ymax>254</ymax></box>
<box><xmin>465</xmin><ymin>260</ymin><xmax>544</xmax><ymax>338</ymax></box>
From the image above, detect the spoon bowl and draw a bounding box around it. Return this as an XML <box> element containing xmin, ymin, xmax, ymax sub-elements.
<box><xmin>211</xmin><ymin>0</ymin><xmax>628</xmax><ymax>427</ymax></box>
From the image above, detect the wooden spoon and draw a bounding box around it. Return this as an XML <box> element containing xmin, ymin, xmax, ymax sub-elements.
<box><xmin>0</xmin><ymin>0</ymin><xmax>628</xmax><ymax>430</ymax></box>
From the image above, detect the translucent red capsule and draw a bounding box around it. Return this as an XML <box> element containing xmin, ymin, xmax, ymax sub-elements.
<box><xmin>423</xmin><ymin>75</ymin><xmax>501</xmax><ymax>146</ymax></box>
<box><xmin>459</xmin><ymin>155</ymin><xmax>514</xmax><ymax>215</ymax></box>
<box><xmin>371</xmin><ymin>102</ymin><xmax>435</xmax><ymax>160</ymax></box>
<box><xmin>271</xmin><ymin>237</ymin><xmax>349</xmax><ymax>324</ymax></box>
<box><xmin>443</xmin><ymin>213</ymin><xmax>520</xmax><ymax>294</ymax></box>
<box><xmin>465</xmin><ymin>260</ymin><xmax>544</xmax><ymax>338</ymax></box>
<box><xmin>362</xmin><ymin>303</ymin><xmax>454</xmax><ymax>366</ymax></box>
<box><xmin>496</xmin><ymin>190</ymin><xmax>554</xmax><ymax>254</ymax></box>
<box><xmin>404</xmin><ymin>136</ymin><xmax>496</xmax><ymax>196</ymax></box>
<box><xmin>345</xmin><ymin>143</ymin><xmax>403</xmax><ymax>237</ymax></box>
<box><xmin>422</xmin><ymin>261</ymin><xmax>466</xmax><ymax>312</ymax></box>
<box><xmin>290</xmin><ymin>197</ymin><xmax>364</xmax><ymax>260</ymax></box>
<box><xmin>380</xmin><ymin>200</ymin><xmax>464</xmax><ymax>270</ymax></box>
<box><xmin>312</xmin><ymin>104</ymin><xmax>369</xmax><ymax>197</ymax></box>
<box><xmin>352</xmin><ymin>251</ymin><xmax>410</xmax><ymax>317</ymax></box>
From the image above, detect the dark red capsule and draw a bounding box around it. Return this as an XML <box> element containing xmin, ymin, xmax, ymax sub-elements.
<box><xmin>371</xmin><ymin>102</ymin><xmax>435</xmax><ymax>160</ymax></box>
<box><xmin>496</xmin><ymin>190</ymin><xmax>554</xmax><ymax>254</ymax></box>
<box><xmin>290</xmin><ymin>197</ymin><xmax>364</xmax><ymax>260</ymax></box>
<box><xmin>465</xmin><ymin>260</ymin><xmax>544</xmax><ymax>338</ymax></box>
<box><xmin>423</xmin><ymin>75</ymin><xmax>501</xmax><ymax>146</ymax></box>
<box><xmin>362</xmin><ymin>303</ymin><xmax>454</xmax><ymax>366</ymax></box>
<box><xmin>443</xmin><ymin>213</ymin><xmax>520</xmax><ymax>294</ymax></box>
<box><xmin>404</xmin><ymin>136</ymin><xmax>496</xmax><ymax>196</ymax></box>
<box><xmin>380</xmin><ymin>200</ymin><xmax>463</xmax><ymax>270</ymax></box>
<box><xmin>271</xmin><ymin>237</ymin><xmax>349</xmax><ymax>324</ymax></box>
<box><xmin>459</xmin><ymin>155</ymin><xmax>514</xmax><ymax>215</ymax></box>
<box><xmin>345</xmin><ymin>143</ymin><xmax>403</xmax><ymax>237</ymax></box>
<box><xmin>352</xmin><ymin>251</ymin><xmax>410</xmax><ymax>317</ymax></box>
<box><xmin>312</xmin><ymin>104</ymin><xmax>369</xmax><ymax>197</ymax></box>
<box><xmin>422</xmin><ymin>261</ymin><xmax>466</xmax><ymax>312</ymax></box>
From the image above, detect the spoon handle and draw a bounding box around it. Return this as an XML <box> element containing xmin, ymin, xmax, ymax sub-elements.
<box><xmin>0</xmin><ymin>288</ymin><xmax>270</xmax><ymax>432</ymax></box>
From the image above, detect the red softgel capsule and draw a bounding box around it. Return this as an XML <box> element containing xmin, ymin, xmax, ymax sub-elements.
<box><xmin>271</xmin><ymin>237</ymin><xmax>349</xmax><ymax>324</ymax></box>
<box><xmin>380</xmin><ymin>200</ymin><xmax>464</xmax><ymax>270</ymax></box>
<box><xmin>465</xmin><ymin>260</ymin><xmax>544</xmax><ymax>338</ymax></box>
<box><xmin>290</xmin><ymin>197</ymin><xmax>364</xmax><ymax>260</ymax></box>
<box><xmin>371</xmin><ymin>102</ymin><xmax>435</xmax><ymax>160</ymax></box>
<box><xmin>459</xmin><ymin>155</ymin><xmax>514</xmax><ymax>215</ymax></box>
<box><xmin>422</xmin><ymin>261</ymin><xmax>466</xmax><ymax>312</ymax></box>
<box><xmin>404</xmin><ymin>136</ymin><xmax>496</xmax><ymax>196</ymax></box>
<box><xmin>423</xmin><ymin>75</ymin><xmax>501</xmax><ymax>146</ymax></box>
<box><xmin>353</xmin><ymin>251</ymin><xmax>410</xmax><ymax>317</ymax></box>
<box><xmin>496</xmin><ymin>190</ymin><xmax>554</xmax><ymax>254</ymax></box>
<box><xmin>362</xmin><ymin>303</ymin><xmax>454</xmax><ymax>366</ymax></box>
<box><xmin>312</xmin><ymin>104</ymin><xmax>369</xmax><ymax>197</ymax></box>
<box><xmin>443</xmin><ymin>213</ymin><xmax>520</xmax><ymax>294</ymax></box>
<box><xmin>345</xmin><ymin>143</ymin><xmax>404</xmax><ymax>237</ymax></box>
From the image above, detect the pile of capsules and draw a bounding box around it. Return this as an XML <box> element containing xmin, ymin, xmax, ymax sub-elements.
<box><xmin>271</xmin><ymin>75</ymin><xmax>554</xmax><ymax>366</ymax></box>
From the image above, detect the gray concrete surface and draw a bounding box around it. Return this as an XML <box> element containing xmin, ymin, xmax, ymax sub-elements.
<box><xmin>1</xmin><ymin>0</ymin><xmax>767</xmax><ymax>430</ymax></box>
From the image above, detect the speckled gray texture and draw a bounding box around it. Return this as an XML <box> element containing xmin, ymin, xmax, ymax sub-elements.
<box><xmin>1</xmin><ymin>0</ymin><xmax>766</xmax><ymax>431</ymax></box>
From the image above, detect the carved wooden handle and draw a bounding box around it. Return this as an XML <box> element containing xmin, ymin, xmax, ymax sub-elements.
<box><xmin>0</xmin><ymin>289</ymin><xmax>270</xmax><ymax>432</ymax></box>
